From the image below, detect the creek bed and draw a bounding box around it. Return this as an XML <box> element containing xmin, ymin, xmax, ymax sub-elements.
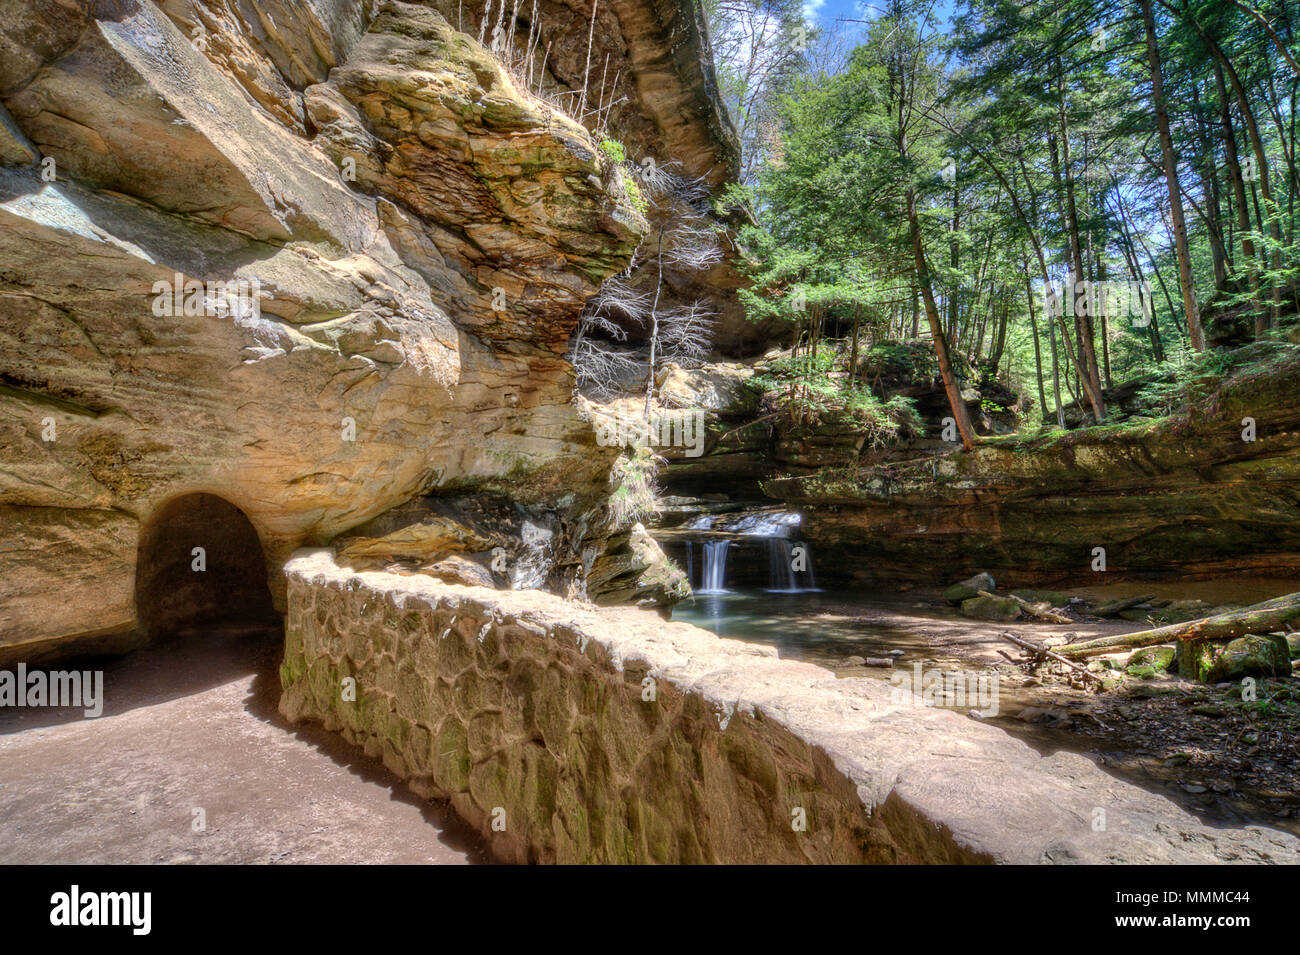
<box><xmin>672</xmin><ymin>582</ymin><xmax>1300</xmax><ymax>839</ymax></box>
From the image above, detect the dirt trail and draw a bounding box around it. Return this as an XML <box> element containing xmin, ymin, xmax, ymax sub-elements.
<box><xmin>0</xmin><ymin>624</ymin><xmax>487</xmax><ymax>864</ymax></box>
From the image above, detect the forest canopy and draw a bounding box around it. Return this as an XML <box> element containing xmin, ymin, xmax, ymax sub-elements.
<box><xmin>706</xmin><ymin>0</ymin><xmax>1300</xmax><ymax>447</ymax></box>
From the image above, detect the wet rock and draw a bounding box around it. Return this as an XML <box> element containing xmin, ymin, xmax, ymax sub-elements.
<box><xmin>1125</xmin><ymin>664</ymin><xmax>1158</xmax><ymax>680</ymax></box>
<box><xmin>1011</xmin><ymin>589</ymin><xmax>1071</xmax><ymax>607</ymax></box>
<box><xmin>944</xmin><ymin>572</ymin><xmax>996</xmax><ymax>604</ymax></box>
<box><xmin>959</xmin><ymin>594</ymin><xmax>1021</xmax><ymax>622</ymax></box>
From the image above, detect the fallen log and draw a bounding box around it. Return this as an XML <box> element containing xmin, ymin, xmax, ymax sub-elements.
<box><xmin>978</xmin><ymin>590</ymin><xmax>1073</xmax><ymax>624</ymax></box>
<box><xmin>1056</xmin><ymin>592</ymin><xmax>1300</xmax><ymax>659</ymax></box>
<box><xmin>997</xmin><ymin>631</ymin><xmax>1106</xmax><ymax>684</ymax></box>
<box><xmin>1091</xmin><ymin>594</ymin><xmax>1155</xmax><ymax>618</ymax></box>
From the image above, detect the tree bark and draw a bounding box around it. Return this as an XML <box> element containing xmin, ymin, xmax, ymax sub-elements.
<box><xmin>1058</xmin><ymin>593</ymin><xmax>1300</xmax><ymax>658</ymax></box>
<box><xmin>1022</xmin><ymin>248</ymin><xmax>1050</xmax><ymax>423</ymax></box>
<box><xmin>907</xmin><ymin>185</ymin><xmax>975</xmax><ymax>451</ymax></box>
<box><xmin>1140</xmin><ymin>0</ymin><xmax>1205</xmax><ymax>350</ymax></box>
<box><xmin>1214</xmin><ymin>60</ymin><xmax>1258</xmax><ymax>298</ymax></box>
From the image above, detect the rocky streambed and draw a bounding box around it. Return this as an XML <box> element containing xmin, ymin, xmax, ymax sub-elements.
<box><xmin>671</xmin><ymin>577</ymin><xmax>1300</xmax><ymax>837</ymax></box>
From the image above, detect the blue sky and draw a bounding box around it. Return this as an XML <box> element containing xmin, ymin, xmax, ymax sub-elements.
<box><xmin>804</xmin><ymin>0</ymin><xmax>960</xmax><ymax>30</ymax></box>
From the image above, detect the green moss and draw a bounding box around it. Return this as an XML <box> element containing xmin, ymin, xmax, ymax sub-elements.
<box><xmin>598</xmin><ymin>139</ymin><xmax>626</xmax><ymax>164</ymax></box>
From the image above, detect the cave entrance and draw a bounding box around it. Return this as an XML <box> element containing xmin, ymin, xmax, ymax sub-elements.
<box><xmin>135</xmin><ymin>493</ymin><xmax>279</xmax><ymax>641</ymax></box>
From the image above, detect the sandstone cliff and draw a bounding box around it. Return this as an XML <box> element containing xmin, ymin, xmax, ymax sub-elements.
<box><xmin>0</xmin><ymin>0</ymin><xmax>736</xmax><ymax>660</ymax></box>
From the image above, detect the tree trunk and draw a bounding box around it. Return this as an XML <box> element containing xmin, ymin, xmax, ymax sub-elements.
<box><xmin>947</xmin><ymin>184</ymin><xmax>960</xmax><ymax>340</ymax></box>
<box><xmin>1022</xmin><ymin>252</ymin><xmax>1049</xmax><ymax>422</ymax></box>
<box><xmin>1050</xmin><ymin>109</ymin><xmax>1106</xmax><ymax>417</ymax></box>
<box><xmin>1140</xmin><ymin>0</ymin><xmax>1205</xmax><ymax>350</ymax></box>
<box><xmin>907</xmin><ymin>186</ymin><xmax>975</xmax><ymax>451</ymax></box>
<box><xmin>1192</xmin><ymin>83</ymin><xmax>1229</xmax><ymax>286</ymax></box>
<box><xmin>1058</xmin><ymin>593</ymin><xmax>1300</xmax><ymax>658</ymax></box>
<box><xmin>1210</xmin><ymin>41</ymin><xmax>1282</xmax><ymax>333</ymax></box>
<box><xmin>848</xmin><ymin>303</ymin><xmax>861</xmax><ymax>388</ymax></box>
<box><xmin>1214</xmin><ymin>60</ymin><xmax>1258</xmax><ymax>298</ymax></box>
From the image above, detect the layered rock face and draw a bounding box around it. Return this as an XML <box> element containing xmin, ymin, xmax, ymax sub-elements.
<box><xmin>769</xmin><ymin>344</ymin><xmax>1300</xmax><ymax>588</ymax></box>
<box><xmin>281</xmin><ymin>549</ymin><xmax>1300</xmax><ymax>864</ymax></box>
<box><xmin>0</xmin><ymin>0</ymin><xmax>728</xmax><ymax>660</ymax></box>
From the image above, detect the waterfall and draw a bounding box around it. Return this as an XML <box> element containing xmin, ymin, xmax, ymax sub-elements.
<box><xmin>769</xmin><ymin>539</ymin><xmax>794</xmax><ymax>591</ymax></box>
<box><xmin>698</xmin><ymin>540</ymin><xmax>731</xmax><ymax>594</ymax></box>
<box><xmin>766</xmin><ymin>539</ymin><xmax>818</xmax><ymax>593</ymax></box>
<box><xmin>680</xmin><ymin>508</ymin><xmax>816</xmax><ymax>595</ymax></box>
<box><xmin>510</xmin><ymin>520</ymin><xmax>554</xmax><ymax>590</ymax></box>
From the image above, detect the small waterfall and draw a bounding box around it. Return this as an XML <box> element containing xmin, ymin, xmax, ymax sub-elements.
<box><xmin>698</xmin><ymin>540</ymin><xmax>731</xmax><ymax>594</ymax></box>
<box><xmin>766</xmin><ymin>539</ymin><xmax>818</xmax><ymax>593</ymax></box>
<box><xmin>768</xmin><ymin>539</ymin><xmax>793</xmax><ymax>591</ymax></box>
<box><xmin>510</xmin><ymin>520</ymin><xmax>554</xmax><ymax>590</ymax></box>
<box><xmin>718</xmin><ymin>511</ymin><xmax>801</xmax><ymax>536</ymax></box>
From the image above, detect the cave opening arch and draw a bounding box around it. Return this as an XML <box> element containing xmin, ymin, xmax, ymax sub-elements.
<box><xmin>134</xmin><ymin>492</ymin><xmax>279</xmax><ymax>641</ymax></box>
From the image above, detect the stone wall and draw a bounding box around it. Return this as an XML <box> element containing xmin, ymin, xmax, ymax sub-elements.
<box><xmin>280</xmin><ymin>549</ymin><xmax>1300</xmax><ymax>864</ymax></box>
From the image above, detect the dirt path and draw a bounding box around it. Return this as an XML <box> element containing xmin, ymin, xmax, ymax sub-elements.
<box><xmin>0</xmin><ymin>624</ymin><xmax>487</xmax><ymax>864</ymax></box>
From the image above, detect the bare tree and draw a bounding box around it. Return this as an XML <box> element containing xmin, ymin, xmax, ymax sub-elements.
<box><xmin>570</xmin><ymin>276</ymin><xmax>650</xmax><ymax>398</ymax></box>
<box><xmin>568</xmin><ymin>161</ymin><xmax>721</xmax><ymax>407</ymax></box>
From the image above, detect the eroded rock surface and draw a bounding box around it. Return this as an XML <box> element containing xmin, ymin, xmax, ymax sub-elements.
<box><xmin>0</xmin><ymin>0</ymin><xmax>727</xmax><ymax>658</ymax></box>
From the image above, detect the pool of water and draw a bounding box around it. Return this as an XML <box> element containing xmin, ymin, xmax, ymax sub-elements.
<box><xmin>671</xmin><ymin>588</ymin><xmax>957</xmax><ymax>671</ymax></box>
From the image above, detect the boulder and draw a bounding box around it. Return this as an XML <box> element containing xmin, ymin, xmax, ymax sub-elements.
<box><xmin>1127</xmin><ymin>645</ymin><xmax>1175</xmax><ymax>672</ymax></box>
<box><xmin>960</xmin><ymin>595</ymin><xmax>1021</xmax><ymax>622</ymax></box>
<box><xmin>587</xmin><ymin>523</ymin><xmax>690</xmax><ymax>611</ymax></box>
<box><xmin>417</xmin><ymin>554</ymin><xmax>495</xmax><ymax>589</ymax></box>
<box><xmin>1204</xmin><ymin>634</ymin><xmax>1292</xmax><ymax>683</ymax></box>
<box><xmin>945</xmin><ymin>573</ymin><xmax>996</xmax><ymax>605</ymax></box>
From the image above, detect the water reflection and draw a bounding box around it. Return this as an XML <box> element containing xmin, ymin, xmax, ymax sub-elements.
<box><xmin>672</xmin><ymin>588</ymin><xmax>929</xmax><ymax>668</ymax></box>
